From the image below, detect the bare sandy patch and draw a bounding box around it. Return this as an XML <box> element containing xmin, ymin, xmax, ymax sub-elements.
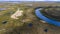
<box><xmin>11</xmin><ymin>9</ymin><xmax>23</xmax><ymax>19</ymax></box>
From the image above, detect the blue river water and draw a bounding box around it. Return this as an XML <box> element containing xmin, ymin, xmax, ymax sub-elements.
<box><xmin>0</xmin><ymin>8</ymin><xmax>6</xmax><ymax>10</ymax></box>
<box><xmin>35</xmin><ymin>8</ymin><xmax>60</xmax><ymax>26</ymax></box>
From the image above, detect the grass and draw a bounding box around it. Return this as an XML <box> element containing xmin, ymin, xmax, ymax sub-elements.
<box><xmin>0</xmin><ymin>4</ymin><xmax>40</xmax><ymax>34</ymax></box>
<box><xmin>0</xmin><ymin>4</ymin><xmax>32</xmax><ymax>34</ymax></box>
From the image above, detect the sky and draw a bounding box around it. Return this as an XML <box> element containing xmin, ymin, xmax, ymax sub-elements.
<box><xmin>0</xmin><ymin>0</ymin><xmax>60</xmax><ymax>1</ymax></box>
